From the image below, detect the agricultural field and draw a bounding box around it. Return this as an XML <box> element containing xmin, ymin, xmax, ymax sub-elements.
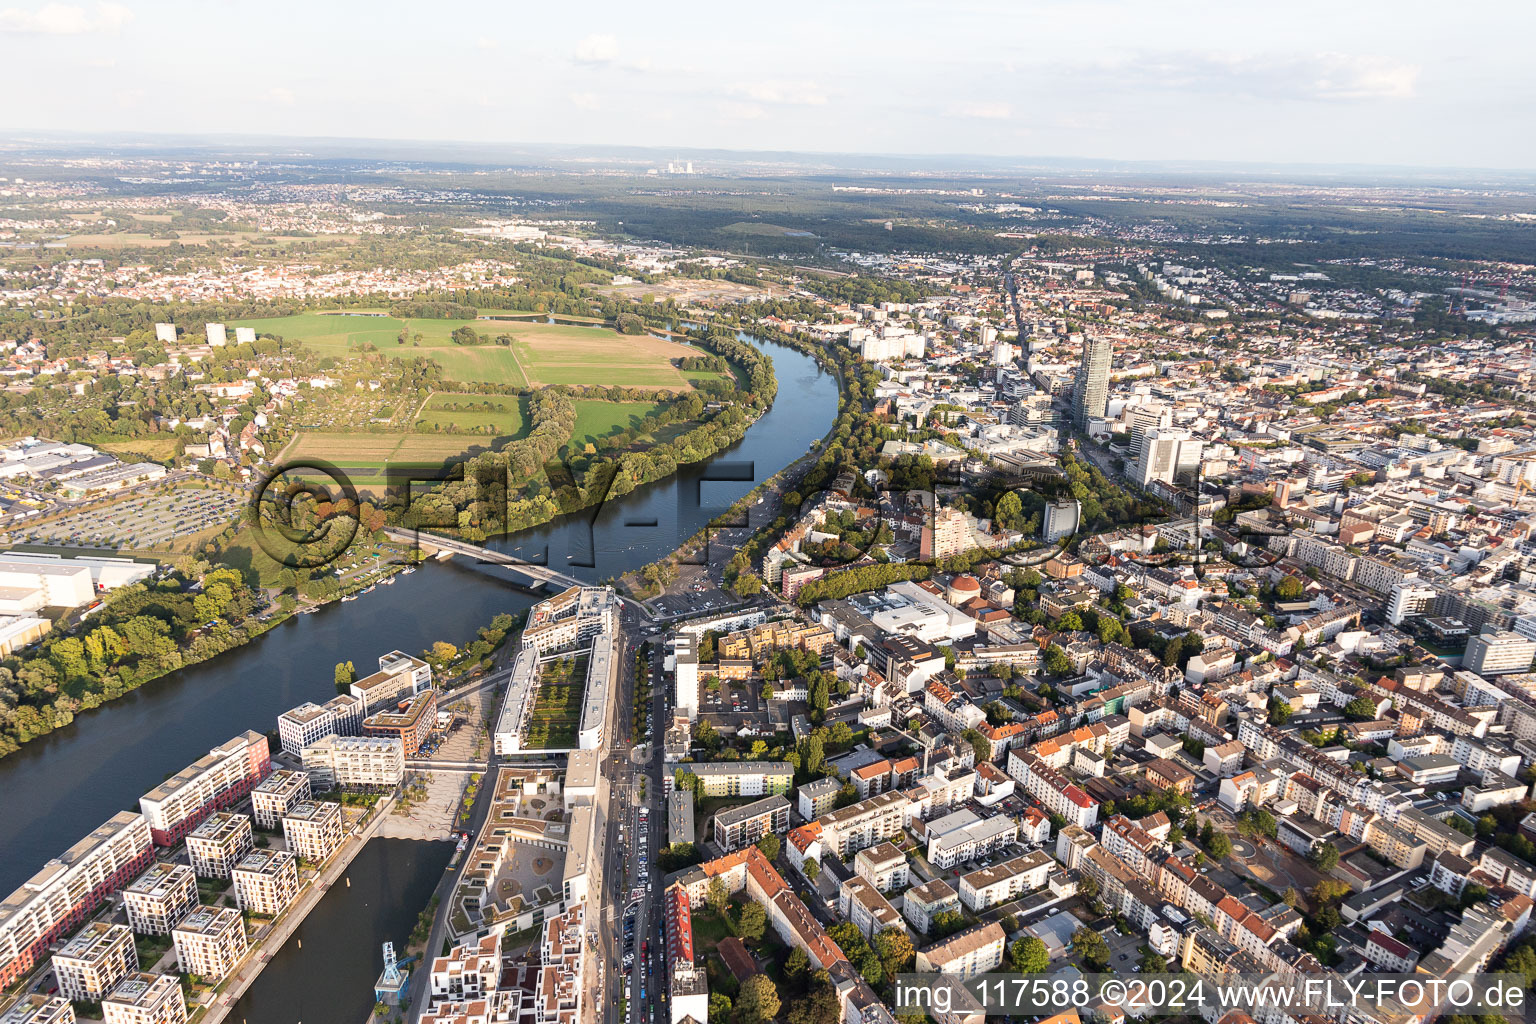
<box><xmin>414</xmin><ymin>393</ymin><xmax>529</xmax><ymax>437</ymax></box>
<box><xmin>277</xmin><ymin>431</ymin><xmax>508</xmax><ymax>492</ymax></box>
<box><xmin>96</xmin><ymin>437</ymin><xmax>182</xmax><ymax>462</ymax></box>
<box><xmin>523</xmin><ymin>654</ymin><xmax>587</xmax><ymax>750</ymax></box>
<box><xmin>509</xmin><ymin>323</ymin><xmax>697</xmax><ymax>390</ymax></box>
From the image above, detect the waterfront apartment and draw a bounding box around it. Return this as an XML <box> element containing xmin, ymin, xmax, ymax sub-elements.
<box><xmin>250</xmin><ymin>770</ymin><xmax>311</xmax><ymax>831</ymax></box>
<box><xmin>520</xmin><ymin>585</ymin><xmax>618</xmax><ymax>653</ymax></box>
<box><xmin>231</xmin><ymin>850</ymin><xmax>298</xmax><ymax>918</ymax></box>
<box><xmin>276</xmin><ymin>693</ymin><xmax>363</xmax><ymax>757</ymax></box>
<box><xmin>172</xmin><ymin>906</ymin><xmax>247</xmax><ymax>982</ymax></box>
<box><xmin>0</xmin><ymin>995</ymin><xmax>74</xmax><ymax>1024</ymax></box>
<box><xmin>123</xmin><ymin>863</ymin><xmax>198</xmax><ymax>936</ymax></box>
<box><xmin>0</xmin><ymin>811</ymin><xmax>154</xmax><ymax>989</ymax></box>
<box><xmin>362</xmin><ymin>688</ymin><xmax>438</xmax><ymax>757</ymax></box>
<box><xmin>674</xmin><ymin>761</ymin><xmax>793</xmax><ymax>798</ymax></box>
<box><xmin>51</xmin><ymin>922</ymin><xmax>137</xmax><ymax>1003</ymax></box>
<box><xmin>282</xmin><ymin>801</ymin><xmax>345</xmax><ymax>863</ymax></box>
<box><xmin>185</xmin><ymin>813</ymin><xmax>253</xmax><ymax>879</ymax></box>
<box><xmin>301</xmin><ymin>734</ymin><xmax>404</xmax><ymax>791</ymax></box>
<box><xmin>102</xmin><ymin>973</ymin><xmax>187</xmax><ymax>1024</ymax></box>
<box><xmin>712</xmin><ymin>795</ymin><xmax>790</xmax><ymax>852</ymax></box>
<box><xmin>138</xmin><ymin>731</ymin><xmax>270</xmax><ymax>846</ymax></box>
<box><xmin>351</xmin><ymin>650</ymin><xmax>432</xmax><ymax>714</ymax></box>
<box><xmin>494</xmin><ymin>621</ymin><xmax>618</xmax><ymax>755</ymax></box>
<box><xmin>427</xmin><ymin>932</ymin><xmax>500</xmax><ymax>1004</ymax></box>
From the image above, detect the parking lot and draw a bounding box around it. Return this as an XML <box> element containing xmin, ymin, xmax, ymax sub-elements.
<box><xmin>13</xmin><ymin>488</ymin><xmax>242</xmax><ymax>549</ymax></box>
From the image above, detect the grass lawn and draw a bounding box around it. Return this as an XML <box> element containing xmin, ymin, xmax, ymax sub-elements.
<box><xmin>689</xmin><ymin>906</ymin><xmax>735</xmax><ymax>953</ymax></box>
<box><xmin>571</xmin><ymin>400</ymin><xmax>667</xmax><ymax>447</ymax></box>
<box><xmin>96</xmin><ymin>437</ymin><xmax>181</xmax><ymax>461</ymax></box>
<box><xmin>509</xmin><ymin>322</ymin><xmax>699</xmax><ymax>390</ymax></box>
<box><xmin>415</xmin><ymin>393</ymin><xmax>530</xmax><ymax>438</ymax></box>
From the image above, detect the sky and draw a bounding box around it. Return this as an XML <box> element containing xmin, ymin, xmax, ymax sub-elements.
<box><xmin>3</xmin><ymin>0</ymin><xmax>1533</xmax><ymax>170</ymax></box>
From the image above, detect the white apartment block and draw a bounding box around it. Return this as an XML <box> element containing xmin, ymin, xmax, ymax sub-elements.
<box><xmin>672</xmin><ymin>633</ymin><xmax>699</xmax><ymax>722</ymax></box>
<box><xmin>102</xmin><ymin>973</ymin><xmax>187</xmax><ymax>1024</ymax></box>
<box><xmin>914</xmin><ymin>921</ymin><xmax>1005</xmax><ymax>977</ymax></box>
<box><xmin>853</xmin><ymin>842</ymin><xmax>909</xmax><ymax>892</ymax></box>
<box><xmin>0</xmin><ymin>811</ymin><xmax>154</xmax><ymax>990</ymax></box>
<box><xmin>277</xmin><ymin>694</ymin><xmax>363</xmax><ymax>757</ymax></box>
<box><xmin>52</xmin><ymin>922</ymin><xmax>137</xmax><ymax>1003</ymax></box>
<box><xmin>0</xmin><ymin>995</ymin><xmax>74</xmax><ymax>1024</ymax></box>
<box><xmin>137</xmin><ymin>731</ymin><xmax>270</xmax><ymax>847</ymax></box>
<box><xmin>1465</xmin><ymin>630</ymin><xmax>1536</xmax><ymax>677</ymax></box>
<box><xmin>816</xmin><ymin>791</ymin><xmax>910</xmax><ymax>858</ymax></box>
<box><xmin>185</xmin><ymin>813</ymin><xmax>253</xmax><ymax>879</ymax></box>
<box><xmin>520</xmin><ymin>586</ymin><xmax>618</xmax><ymax>653</ymax></box>
<box><xmin>282</xmin><ymin>801</ymin><xmax>345</xmax><ymax>863</ymax></box>
<box><xmin>251</xmin><ymin>770</ymin><xmax>312</xmax><ymax>831</ymax></box>
<box><xmin>123</xmin><ymin>863</ymin><xmax>198</xmax><ymax>936</ymax></box>
<box><xmin>301</xmin><ymin>734</ymin><xmax>404</xmax><ymax>791</ymax></box>
<box><xmin>351</xmin><ymin>651</ymin><xmax>432</xmax><ymax>714</ymax></box>
<box><xmin>838</xmin><ymin>876</ymin><xmax>905</xmax><ymax>941</ymax></box>
<box><xmin>958</xmin><ymin>851</ymin><xmax>1053</xmax><ymax>911</ymax></box>
<box><xmin>902</xmin><ymin>879</ymin><xmax>961</xmax><ymax>935</ymax></box>
<box><xmin>231</xmin><ymin>850</ymin><xmax>299</xmax><ymax>918</ymax></box>
<box><xmin>926</xmin><ymin>814</ymin><xmax>1018</xmax><ymax>870</ymax></box>
<box><xmin>172</xmin><ymin>906</ymin><xmax>247</xmax><ymax>982</ymax></box>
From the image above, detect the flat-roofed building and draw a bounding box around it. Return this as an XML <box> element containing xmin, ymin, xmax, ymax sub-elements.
<box><xmin>667</xmin><ymin>790</ymin><xmax>695</xmax><ymax>849</ymax></box>
<box><xmin>914</xmin><ymin>921</ymin><xmax>1005</xmax><ymax>977</ymax></box>
<box><xmin>958</xmin><ymin>850</ymin><xmax>1054</xmax><ymax>911</ymax></box>
<box><xmin>853</xmin><ymin>842</ymin><xmax>909</xmax><ymax>892</ymax></box>
<box><xmin>0</xmin><ymin>811</ymin><xmax>154</xmax><ymax>989</ymax></box>
<box><xmin>276</xmin><ymin>693</ymin><xmax>363</xmax><ymax>757</ymax></box>
<box><xmin>282</xmin><ymin>801</ymin><xmax>345</xmax><ymax>863</ymax></box>
<box><xmin>816</xmin><ymin>791</ymin><xmax>910</xmax><ymax>858</ymax></box>
<box><xmin>927</xmin><ymin>814</ymin><xmax>1019</xmax><ymax>870</ymax></box>
<box><xmin>362</xmin><ymin>689</ymin><xmax>438</xmax><ymax>757</ymax></box>
<box><xmin>172</xmin><ymin>906</ymin><xmax>247</xmax><ymax>982</ymax></box>
<box><xmin>351</xmin><ymin>650</ymin><xmax>432</xmax><ymax>714</ymax></box>
<box><xmin>678</xmin><ymin>761</ymin><xmax>794</xmax><ymax>798</ymax></box>
<box><xmin>137</xmin><ymin>731</ymin><xmax>270</xmax><ymax>846</ymax></box>
<box><xmin>250</xmin><ymin>770</ymin><xmax>311</xmax><ymax>831</ymax></box>
<box><xmin>231</xmin><ymin>850</ymin><xmax>298</xmax><ymax>918</ymax></box>
<box><xmin>185</xmin><ymin>813</ymin><xmax>253</xmax><ymax>879</ymax></box>
<box><xmin>521</xmin><ymin>585</ymin><xmax>618</xmax><ymax>653</ymax></box>
<box><xmin>301</xmin><ymin>734</ymin><xmax>404</xmax><ymax>792</ymax></box>
<box><xmin>122</xmin><ymin>863</ymin><xmax>198</xmax><ymax>936</ymax></box>
<box><xmin>797</xmin><ymin>777</ymin><xmax>840</xmax><ymax>820</ymax></box>
<box><xmin>102</xmin><ymin>973</ymin><xmax>186</xmax><ymax>1024</ymax></box>
<box><xmin>713</xmin><ymin>795</ymin><xmax>790</xmax><ymax>853</ymax></box>
<box><xmin>0</xmin><ymin>995</ymin><xmax>75</xmax><ymax>1024</ymax></box>
<box><xmin>52</xmin><ymin>922</ymin><xmax>136</xmax><ymax>1003</ymax></box>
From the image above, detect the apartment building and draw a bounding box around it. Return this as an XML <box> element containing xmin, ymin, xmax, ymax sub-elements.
<box><xmin>185</xmin><ymin>813</ymin><xmax>253</xmax><ymax>879</ymax></box>
<box><xmin>282</xmin><ymin>801</ymin><xmax>345</xmax><ymax>863</ymax></box>
<box><xmin>172</xmin><ymin>906</ymin><xmax>247</xmax><ymax>982</ymax></box>
<box><xmin>958</xmin><ymin>850</ymin><xmax>1054</xmax><ymax>911</ymax></box>
<box><xmin>231</xmin><ymin>850</ymin><xmax>299</xmax><ymax>918</ymax></box>
<box><xmin>102</xmin><ymin>973</ymin><xmax>187</xmax><ymax>1024</ymax></box>
<box><xmin>520</xmin><ymin>586</ymin><xmax>619</xmax><ymax>653</ymax></box>
<box><xmin>301</xmin><ymin>734</ymin><xmax>404</xmax><ymax>791</ymax></box>
<box><xmin>853</xmin><ymin>842</ymin><xmax>909</xmax><ymax>892</ymax></box>
<box><xmin>926</xmin><ymin>813</ymin><xmax>1018</xmax><ymax>870</ymax></box>
<box><xmin>914</xmin><ymin>921</ymin><xmax>1005</xmax><ymax>977</ymax></box>
<box><xmin>678</xmin><ymin>761</ymin><xmax>793</xmax><ymax>798</ymax></box>
<box><xmin>797</xmin><ymin>777</ymin><xmax>840</xmax><ymax>820</ymax></box>
<box><xmin>816</xmin><ymin>791</ymin><xmax>910</xmax><ymax>858</ymax></box>
<box><xmin>428</xmin><ymin>932</ymin><xmax>501</xmax><ymax>1005</ymax></box>
<box><xmin>250</xmin><ymin>770</ymin><xmax>312</xmax><ymax>831</ymax></box>
<box><xmin>712</xmin><ymin>795</ymin><xmax>790</xmax><ymax>853</ymax></box>
<box><xmin>1006</xmin><ymin>751</ymin><xmax>1100</xmax><ymax>828</ymax></box>
<box><xmin>351</xmin><ymin>650</ymin><xmax>433</xmax><ymax>713</ymax></box>
<box><xmin>122</xmin><ymin>863</ymin><xmax>198</xmax><ymax>936</ymax></box>
<box><xmin>838</xmin><ymin>876</ymin><xmax>905</xmax><ymax>940</ymax></box>
<box><xmin>0</xmin><ymin>811</ymin><xmax>154</xmax><ymax>988</ymax></box>
<box><xmin>902</xmin><ymin>879</ymin><xmax>961</xmax><ymax>935</ymax></box>
<box><xmin>1465</xmin><ymin>630</ymin><xmax>1536</xmax><ymax>677</ymax></box>
<box><xmin>276</xmin><ymin>693</ymin><xmax>363</xmax><ymax>757</ymax></box>
<box><xmin>138</xmin><ymin>731</ymin><xmax>270</xmax><ymax>846</ymax></box>
<box><xmin>52</xmin><ymin>922</ymin><xmax>137</xmax><ymax>1003</ymax></box>
<box><xmin>363</xmin><ymin>688</ymin><xmax>438</xmax><ymax>757</ymax></box>
<box><xmin>0</xmin><ymin>995</ymin><xmax>74</xmax><ymax>1024</ymax></box>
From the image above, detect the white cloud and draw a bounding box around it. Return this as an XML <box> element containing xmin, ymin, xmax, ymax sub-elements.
<box><xmin>475</xmin><ymin>36</ymin><xmax>497</xmax><ymax>51</ymax></box>
<box><xmin>732</xmin><ymin>81</ymin><xmax>827</xmax><ymax>107</ymax></box>
<box><xmin>569</xmin><ymin>92</ymin><xmax>600</xmax><ymax>111</ymax></box>
<box><xmin>268</xmin><ymin>87</ymin><xmax>296</xmax><ymax>106</ymax></box>
<box><xmin>0</xmin><ymin>2</ymin><xmax>131</xmax><ymax>34</ymax></box>
<box><xmin>1100</xmin><ymin>51</ymin><xmax>1419</xmax><ymax>102</ymax></box>
<box><xmin>1305</xmin><ymin>53</ymin><xmax>1418</xmax><ymax>100</ymax></box>
<box><xmin>571</xmin><ymin>32</ymin><xmax>650</xmax><ymax>71</ymax></box>
<box><xmin>717</xmin><ymin>101</ymin><xmax>767</xmax><ymax>121</ymax></box>
<box><xmin>950</xmin><ymin>101</ymin><xmax>1011</xmax><ymax>120</ymax></box>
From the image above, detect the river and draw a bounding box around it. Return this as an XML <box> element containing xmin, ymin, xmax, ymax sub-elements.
<box><xmin>0</xmin><ymin>334</ymin><xmax>835</xmax><ymax>1015</ymax></box>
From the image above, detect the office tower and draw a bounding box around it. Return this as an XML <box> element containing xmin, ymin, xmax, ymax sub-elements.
<box><xmin>1072</xmin><ymin>335</ymin><xmax>1111</xmax><ymax>427</ymax></box>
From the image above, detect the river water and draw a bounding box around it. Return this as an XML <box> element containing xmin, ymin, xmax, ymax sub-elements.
<box><xmin>0</xmin><ymin>335</ymin><xmax>834</xmax><ymax>1018</ymax></box>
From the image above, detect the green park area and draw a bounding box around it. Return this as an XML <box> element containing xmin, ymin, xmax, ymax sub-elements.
<box><xmin>524</xmin><ymin>655</ymin><xmax>587</xmax><ymax>749</ymax></box>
